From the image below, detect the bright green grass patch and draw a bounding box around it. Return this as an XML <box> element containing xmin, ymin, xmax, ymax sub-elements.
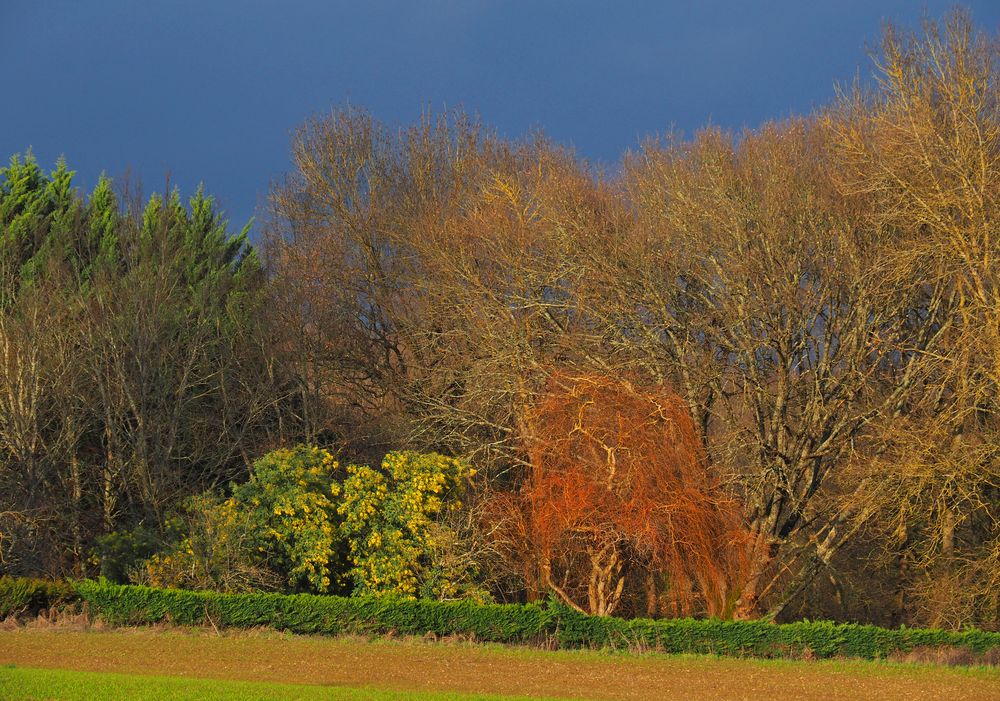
<box><xmin>0</xmin><ymin>666</ymin><xmax>566</xmax><ymax>701</ymax></box>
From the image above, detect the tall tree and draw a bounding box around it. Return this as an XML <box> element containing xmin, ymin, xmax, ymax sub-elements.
<box><xmin>830</xmin><ymin>9</ymin><xmax>1000</xmax><ymax>628</ymax></box>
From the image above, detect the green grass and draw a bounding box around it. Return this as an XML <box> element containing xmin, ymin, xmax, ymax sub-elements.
<box><xmin>0</xmin><ymin>666</ymin><xmax>565</xmax><ymax>701</ymax></box>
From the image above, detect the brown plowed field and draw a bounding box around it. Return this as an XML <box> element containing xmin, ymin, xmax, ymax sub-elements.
<box><xmin>0</xmin><ymin>629</ymin><xmax>997</xmax><ymax>700</ymax></box>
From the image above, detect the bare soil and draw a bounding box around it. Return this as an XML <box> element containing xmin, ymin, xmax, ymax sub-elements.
<box><xmin>1</xmin><ymin>628</ymin><xmax>997</xmax><ymax>701</ymax></box>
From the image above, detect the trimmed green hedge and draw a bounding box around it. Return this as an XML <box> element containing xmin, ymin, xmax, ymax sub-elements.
<box><xmin>74</xmin><ymin>581</ymin><xmax>553</xmax><ymax>642</ymax></box>
<box><xmin>4</xmin><ymin>577</ymin><xmax>999</xmax><ymax>661</ymax></box>
<box><xmin>552</xmin><ymin>607</ymin><xmax>1000</xmax><ymax>658</ymax></box>
<box><xmin>0</xmin><ymin>576</ymin><xmax>76</xmax><ymax>618</ymax></box>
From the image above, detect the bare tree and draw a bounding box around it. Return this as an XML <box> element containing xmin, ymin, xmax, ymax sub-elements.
<box><xmin>830</xmin><ymin>9</ymin><xmax>1000</xmax><ymax>629</ymax></box>
<box><xmin>599</xmin><ymin>121</ymin><xmax>936</xmax><ymax>618</ymax></box>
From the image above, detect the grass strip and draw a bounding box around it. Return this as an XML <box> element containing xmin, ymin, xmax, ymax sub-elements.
<box><xmin>0</xmin><ymin>665</ymin><xmax>564</xmax><ymax>701</ymax></box>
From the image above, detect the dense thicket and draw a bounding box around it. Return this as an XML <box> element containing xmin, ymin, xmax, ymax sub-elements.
<box><xmin>2</xmin><ymin>9</ymin><xmax>998</xmax><ymax>630</ymax></box>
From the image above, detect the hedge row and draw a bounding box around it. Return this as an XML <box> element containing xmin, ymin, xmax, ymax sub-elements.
<box><xmin>0</xmin><ymin>576</ymin><xmax>76</xmax><ymax>618</ymax></box>
<box><xmin>554</xmin><ymin>609</ymin><xmax>1000</xmax><ymax>659</ymax></box>
<box><xmin>74</xmin><ymin>580</ymin><xmax>553</xmax><ymax>642</ymax></box>
<box><xmin>3</xmin><ymin>577</ymin><xmax>999</xmax><ymax>661</ymax></box>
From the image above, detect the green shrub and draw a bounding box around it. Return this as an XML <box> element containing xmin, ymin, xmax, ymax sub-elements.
<box><xmin>0</xmin><ymin>576</ymin><xmax>75</xmax><ymax>618</ymax></box>
<box><xmin>93</xmin><ymin>522</ymin><xmax>175</xmax><ymax>583</ymax></box>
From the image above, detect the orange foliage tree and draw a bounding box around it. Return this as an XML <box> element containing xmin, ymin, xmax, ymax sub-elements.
<box><xmin>490</xmin><ymin>372</ymin><xmax>749</xmax><ymax>618</ymax></box>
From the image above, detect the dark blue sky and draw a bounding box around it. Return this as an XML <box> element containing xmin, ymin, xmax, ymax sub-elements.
<box><xmin>4</xmin><ymin>1</ymin><xmax>999</xmax><ymax>234</ymax></box>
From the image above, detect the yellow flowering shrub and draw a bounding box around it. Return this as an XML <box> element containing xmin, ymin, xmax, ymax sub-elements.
<box><xmin>144</xmin><ymin>492</ymin><xmax>282</xmax><ymax>593</ymax></box>
<box><xmin>145</xmin><ymin>446</ymin><xmax>488</xmax><ymax>600</ymax></box>
<box><xmin>146</xmin><ymin>446</ymin><xmax>347</xmax><ymax>594</ymax></box>
<box><xmin>338</xmin><ymin>451</ymin><xmax>486</xmax><ymax>601</ymax></box>
<box><xmin>230</xmin><ymin>445</ymin><xmax>346</xmax><ymax>593</ymax></box>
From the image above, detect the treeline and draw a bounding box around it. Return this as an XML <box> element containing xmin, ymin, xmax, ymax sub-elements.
<box><xmin>0</xmin><ymin>160</ymin><xmax>296</xmax><ymax>574</ymax></box>
<box><xmin>1</xmin><ymin>10</ymin><xmax>998</xmax><ymax>630</ymax></box>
